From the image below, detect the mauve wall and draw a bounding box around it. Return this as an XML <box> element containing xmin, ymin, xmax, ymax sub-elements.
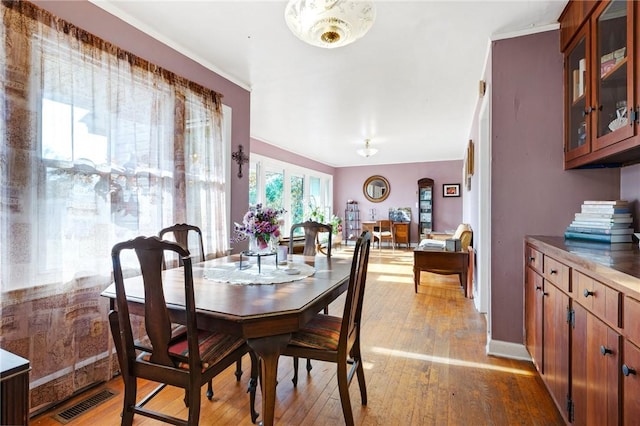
<box><xmin>334</xmin><ymin>161</ymin><xmax>464</xmax><ymax>243</ymax></box>
<box><xmin>490</xmin><ymin>30</ymin><xmax>620</xmax><ymax>345</ymax></box>
<box><xmin>251</xmin><ymin>137</ymin><xmax>336</xmax><ymax>175</ymax></box>
<box><xmin>33</xmin><ymin>0</ymin><xmax>251</xmax><ymax>239</ymax></box>
<box><xmin>621</xmin><ymin>163</ymin><xmax>640</xmax><ymax>231</ymax></box>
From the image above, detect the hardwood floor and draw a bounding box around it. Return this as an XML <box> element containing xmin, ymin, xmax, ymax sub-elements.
<box><xmin>31</xmin><ymin>247</ymin><xmax>563</xmax><ymax>425</ymax></box>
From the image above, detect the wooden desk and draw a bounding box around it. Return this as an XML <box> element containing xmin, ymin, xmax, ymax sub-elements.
<box><xmin>361</xmin><ymin>221</ymin><xmax>378</xmax><ymax>235</ymax></box>
<box><xmin>101</xmin><ymin>255</ymin><xmax>352</xmax><ymax>426</ymax></box>
<box><xmin>414</xmin><ymin>246</ymin><xmax>469</xmax><ymax>296</ymax></box>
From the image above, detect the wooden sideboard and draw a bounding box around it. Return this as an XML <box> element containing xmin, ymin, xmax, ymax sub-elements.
<box><xmin>524</xmin><ymin>236</ymin><xmax>640</xmax><ymax>424</ymax></box>
<box><xmin>1</xmin><ymin>349</ymin><xmax>30</xmax><ymax>425</ymax></box>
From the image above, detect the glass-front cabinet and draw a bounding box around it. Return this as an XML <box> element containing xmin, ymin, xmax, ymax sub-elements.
<box><xmin>417</xmin><ymin>178</ymin><xmax>433</xmax><ymax>237</ymax></box>
<box><xmin>565</xmin><ymin>27</ymin><xmax>590</xmax><ymax>161</ymax></box>
<box><xmin>563</xmin><ymin>0</ymin><xmax>636</xmax><ymax>168</ymax></box>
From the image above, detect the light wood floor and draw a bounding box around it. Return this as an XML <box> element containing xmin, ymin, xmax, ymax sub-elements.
<box><xmin>31</xmin><ymin>247</ymin><xmax>563</xmax><ymax>425</ymax></box>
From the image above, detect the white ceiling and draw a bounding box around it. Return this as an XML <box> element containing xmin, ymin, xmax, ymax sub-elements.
<box><xmin>91</xmin><ymin>0</ymin><xmax>567</xmax><ymax>167</ymax></box>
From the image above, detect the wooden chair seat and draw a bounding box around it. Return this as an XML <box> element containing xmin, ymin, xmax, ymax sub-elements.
<box><xmin>140</xmin><ymin>330</ymin><xmax>245</xmax><ymax>371</ymax></box>
<box><xmin>289</xmin><ymin>315</ymin><xmax>342</xmax><ymax>351</ymax></box>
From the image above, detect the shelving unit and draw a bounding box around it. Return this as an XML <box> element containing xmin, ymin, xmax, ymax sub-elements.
<box><xmin>418</xmin><ymin>178</ymin><xmax>434</xmax><ymax>238</ymax></box>
<box><xmin>344</xmin><ymin>201</ymin><xmax>360</xmax><ymax>245</ymax></box>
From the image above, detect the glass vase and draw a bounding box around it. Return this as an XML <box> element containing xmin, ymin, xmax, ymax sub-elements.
<box><xmin>249</xmin><ymin>234</ymin><xmax>275</xmax><ymax>255</ymax></box>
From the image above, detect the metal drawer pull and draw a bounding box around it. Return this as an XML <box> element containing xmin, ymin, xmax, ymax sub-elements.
<box><xmin>549</xmin><ymin>269</ymin><xmax>557</xmax><ymax>275</ymax></box>
<box><xmin>623</xmin><ymin>364</ymin><xmax>636</xmax><ymax>376</ymax></box>
<box><xmin>600</xmin><ymin>345</ymin><xmax>612</xmax><ymax>356</ymax></box>
<box><xmin>584</xmin><ymin>289</ymin><xmax>594</xmax><ymax>298</ymax></box>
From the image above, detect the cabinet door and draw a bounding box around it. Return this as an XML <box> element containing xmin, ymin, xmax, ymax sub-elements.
<box><xmin>417</xmin><ymin>178</ymin><xmax>434</xmax><ymax>235</ymax></box>
<box><xmin>565</xmin><ymin>25</ymin><xmax>592</xmax><ymax>162</ymax></box>
<box><xmin>572</xmin><ymin>302</ymin><xmax>621</xmax><ymax>425</ymax></box>
<box><xmin>591</xmin><ymin>0</ymin><xmax>634</xmax><ymax>151</ymax></box>
<box><xmin>543</xmin><ymin>282</ymin><xmax>570</xmax><ymax>417</ymax></box>
<box><xmin>622</xmin><ymin>340</ymin><xmax>640</xmax><ymax>424</ymax></box>
<box><xmin>525</xmin><ymin>266</ymin><xmax>544</xmax><ymax>373</ymax></box>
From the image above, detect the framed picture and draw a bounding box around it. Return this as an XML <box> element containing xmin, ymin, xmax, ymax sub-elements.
<box><xmin>443</xmin><ymin>183</ymin><xmax>460</xmax><ymax>197</ymax></box>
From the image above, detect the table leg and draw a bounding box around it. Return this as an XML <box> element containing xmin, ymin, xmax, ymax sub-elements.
<box><xmin>247</xmin><ymin>333</ymin><xmax>291</xmax><ymax>426</ymax></box>
<box><xmin>414</xmin><ymin>267</ymin><xmax>419</xmax><ymax>293</ymax></box>
<box><xmin>460</xmin><ymin>269</ymin><xmax>468</xmax><ymax>297</ymax></box>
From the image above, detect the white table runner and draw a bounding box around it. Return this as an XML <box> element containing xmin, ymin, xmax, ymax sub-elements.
<box><xmin>203</xmin><ymin>261</ymin><xmax>315</xmax><ymax>285</ymax></box>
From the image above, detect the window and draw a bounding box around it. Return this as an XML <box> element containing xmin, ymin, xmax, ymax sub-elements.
<box><xmin>1</xmin><ymin>3</ymin><xmax>229</xmax><ymax>291</ymax></box>
<box><xmin>248</xmin><ymin>154</ymin><xmax>333</xmax><ymax>237</ymax></box>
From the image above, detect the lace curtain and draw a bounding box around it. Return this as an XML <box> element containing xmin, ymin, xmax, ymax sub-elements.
<box><xmin>0</xmin><ymin>1</ymin><xmax>228</xmax><ymax>412</ymax></box>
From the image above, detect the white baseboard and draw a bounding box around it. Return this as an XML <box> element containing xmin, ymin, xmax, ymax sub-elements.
<box><xmin>486</xmin><ymin>338</ymin><xmax>531</xmax><ymax>361</ymax></box>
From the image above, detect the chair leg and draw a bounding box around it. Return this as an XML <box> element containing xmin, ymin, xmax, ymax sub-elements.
<box><xmin>306</xmin><ymin>358</ymin><xmax>313</xmax><ymax>372</ymax></box>
<box><xmin>336</xmin><ymin>358</ymin><xmax>355</xmax><ymax>426</ymax></box>
<box><xmin>121</xmin><ymin>376</ymin><xmax>136</xmax><ymax>426</ymax></box>
<box><xmin>109</xmin><ymin>312</ymin><xmax>135</xmax><ymax>426</ymax></box>
<box><xmin>235</xmin><ymin>358</ymin><xmax>243</xmax><ymax>381</ymax></box>
<box><xmin>352</xmin><ymin>345</ymin><xmax>367</xmax><ymax>405</ymax></box>
<box><xmin>206</xmin><ymin>380</ymin><xmax>213</xmax><ymax>400</ymax></box>
<box><xmin>187</xmin><ymin>384</ymin><xmax>201</xmax><ymax>425</ymax></box>
<box><xmin>292</xmin><ymin>357</ymin><xmax>299</xmax><ymax>386</ymax></box>
<box><xmin>247</xmin><ymin>351</ymin><xmax>260</xmax><ymax>424</ymax></box>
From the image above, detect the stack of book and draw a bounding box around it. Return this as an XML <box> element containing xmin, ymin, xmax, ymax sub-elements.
<box><xmin>564</xmin><ymin>200</ymin><xmax>634</xmax><ymax>244</ymax></box>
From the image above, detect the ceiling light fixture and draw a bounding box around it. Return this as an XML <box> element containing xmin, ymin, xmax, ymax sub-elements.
<box><xmin>284</xmin><ymin>0</ymin><xmax>376</xmax><ymax>49</ymax></box>
<box><xmin>357</xmin><ymin>139</ymin><xmax>378</xmax><ymax>158</ymax></box>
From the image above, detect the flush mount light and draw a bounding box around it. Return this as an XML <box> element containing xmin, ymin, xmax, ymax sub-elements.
<box><xmin>284</xmin><ymin>0</ymin><xmax>376</xmax><ymax>49</ymax></box>
<box><xmin>357</xmin><ymin>139</ymin><xmax>378</xmax><ymax>157</ymax></box>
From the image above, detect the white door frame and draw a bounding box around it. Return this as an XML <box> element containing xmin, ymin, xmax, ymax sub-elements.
<box><xmin>475</xmin><ymin>87</ymin><xmax>491</xmax><ymax>327</ymax></box>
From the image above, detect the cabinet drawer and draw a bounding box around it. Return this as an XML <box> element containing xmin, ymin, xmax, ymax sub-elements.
<box><xmin>624</xmin><ymin>296</ymin><xmax>640</xmax><ymax>347</ymax></box>
<box><xmin>543</xmin><ymin>255</ymin><xmax>570</xmax><ymax>292</ymax></box>
<box><xmin>574</xmin><ymin>271</ymin><xmax>621</xmax><ymax>328</ymax></box>
<box><xmin>525</xmin><ymin>245</ymin><xmax>543</xmax><ymax>275</ymax></box>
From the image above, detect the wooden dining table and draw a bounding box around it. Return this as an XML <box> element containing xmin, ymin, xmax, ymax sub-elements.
<box><xmin>101</xmin><ymin>254</ymin><xmax>352</xmax><ymax>426</ymax></box>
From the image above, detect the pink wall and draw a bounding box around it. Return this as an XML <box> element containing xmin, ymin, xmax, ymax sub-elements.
<box><xmin>334</xmin><ymin>161</ymin><xmax>464</xmax><ymax>243</ymax></box>
<box><xmin>33</xmin><ymin>0</ymin><xmax>251</xmax><ymax>239</ymax></box>
<box><xmin>251</xmin><ymin>138</ymin><xmax>336</xmax><ymax>175</ymax></box>
<box><xmin>489</xmin><ymin>31</ymin><xmax>620</xmax><ymax>344</ymax></box>
<box><xmin>621</xmin><ymin>163</ymin><xmax>640</xmax><ymax>231</ymax></box>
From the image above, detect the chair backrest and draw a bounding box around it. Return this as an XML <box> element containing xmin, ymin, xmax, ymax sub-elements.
<box><xmin>377</xmin><ymin>220</ymin><xmax>392</xmax><ymax>235</ymax></box>
<box><xmin>339</xmin><ymin>231</ymin><xmax>371</xmax><ymax>353</ymax></box>
<box><xmin>452</xmin><ymin>223</ymin><xmax>473</xmax><ymax>250</ymax></box>
<box><xmin>159</xmin><ymin>223</ymin><xmax>205</xmax><ymax>267</ymax></box>
<box><xmin>111</xmin><ymin>236</ymin><xmax>200</xmax><ymax>371</ymax></box>
<box><xmin>289</xmin><ymin>220</ymin><xmax>332</xmax><ymax>257</ymax></box>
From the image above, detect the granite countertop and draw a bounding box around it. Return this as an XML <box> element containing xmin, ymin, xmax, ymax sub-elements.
<box><xmin>526</xmin><ymin>235</ymin><xmax>640</xmax><ymax>296</ymax></box>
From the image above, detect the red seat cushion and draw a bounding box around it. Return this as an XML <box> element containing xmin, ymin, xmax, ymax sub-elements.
<box><xmin>289</xmin><ymin>314</ymin><xmax>342</xmax><ymax>351</ymax></box>
<box><xmin>140</xmin><ymin>330</ymin><xmax>244</xmax><ymax>370</ymax></box>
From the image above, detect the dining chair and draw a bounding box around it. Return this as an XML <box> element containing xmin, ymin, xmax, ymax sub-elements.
<box><xmin>159</xmin><ymin>223</ymin><xmax>206</xmax><ymax>267</ymax></box>
<box><xmin>283</xmin><ymin>230</ymin><xmax>372</xmax><ymax>426</ymax></box>
<box><xmin>158</xmin><ymin>223</ymin><xmax>243</xmax><ymax>399</ymax></box>
<box><xmin>373</xmin><ymin>219</ymin><xmax>394</xmax><ymax>250</ymax></box>
<box><xmin>288</xmin><ymin>220</ymin><xmax>334</xmax><ymax>373</ymax></box>
<box><xmin>289</xmin><ymin>220</ymin><xmax>333</xmax><ymax>257</ymax></box>
<box><xmin>108</xmin><ymin>236</ymin><xmax>259</xmax><ymax>425</ymax></box>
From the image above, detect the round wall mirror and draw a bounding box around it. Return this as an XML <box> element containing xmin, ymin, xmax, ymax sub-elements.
<box><xmin>363</xmin><ymin>175</ymin><xmax>390</xmax><ymax>202</ymax></box>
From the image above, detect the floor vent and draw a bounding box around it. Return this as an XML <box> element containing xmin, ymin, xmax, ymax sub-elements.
<box><xmin>52</xmin><ymin>389</ymin><xmax>117</xmax><ymax>424</ymax></box>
